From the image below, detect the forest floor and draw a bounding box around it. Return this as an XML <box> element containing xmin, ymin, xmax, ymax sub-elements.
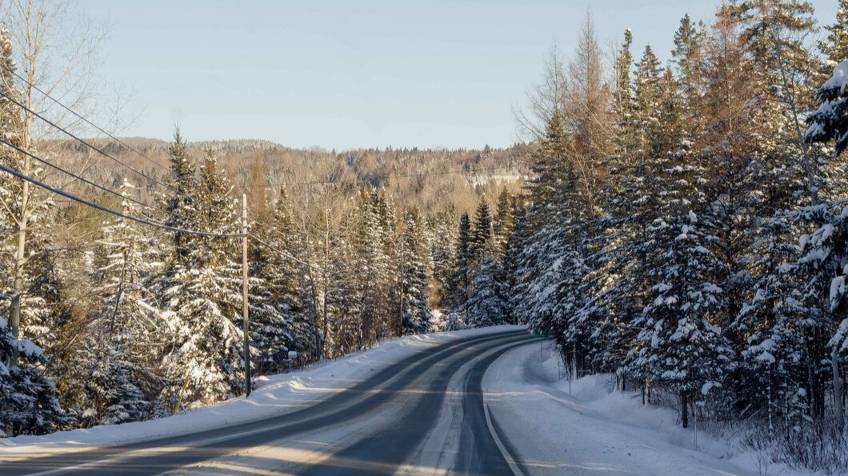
<box><xmin>482</xmin><ymin>341</ymin><xmax>811</xmax><ymax>476</ymax></box>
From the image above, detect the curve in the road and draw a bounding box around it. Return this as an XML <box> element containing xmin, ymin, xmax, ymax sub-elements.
<box><xmin>3</xmin><ymin>329</ymin><xmax>531</xmax><ymax>476</ymax></box>
<box><xmin>453</xmin><ymin>339</ymin><xmax>536</xmax><ymax>476</ymax></box>
<box><xmin>294</xmin><ymin>334</ymin><xmax>540</xmax><ymax>476</ymax></box>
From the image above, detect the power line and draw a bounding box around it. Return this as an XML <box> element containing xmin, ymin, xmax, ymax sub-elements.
<box><xmin>3</xmin><ymin>65</ymin><xmax>169</xmax><ymax>182</ymax></box>
<box><xmin>1</xmin><ymin>91</ymin><xmax>173</xmax><ymax>191</ymax></box>
<box><xmin>248</xmin><ymin>234</ymin><xmax>316</xmax><ymax>268</ymax></box>
<box><xmin>0</xmin><ymin>137</ymin><xmax>151</xmax><ymax>209</ymax></box>
<box><xmin>0</xmin><ymin>161</ymin><xmax>243</xmax><ymax>238</ymax></box>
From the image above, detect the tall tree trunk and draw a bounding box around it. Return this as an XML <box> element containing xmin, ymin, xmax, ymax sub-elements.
<box><xmin>8</xmin><ymin>92</ymin><xmax>32</xmax><ymax>367</ymax></box>
<box><xmin>681</xmin><ymin>391</ymin><xmax>689</xmax><ymax>428</ymax></box>
<box><xmin>8</xmin><ymin>203</ymin><xmax>27</xmax><ymax>365</ymax></box>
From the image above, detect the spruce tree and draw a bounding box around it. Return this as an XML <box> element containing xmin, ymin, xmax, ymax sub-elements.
<box><xmin>251</xmin><ymin>187</ymin><xmax>315</xmax><ymax>373</ymax></box>
<box><xmin>74</xmin><ymin>179</ymin><xmax>161</xmax><ymax>425</ymax></box>
<box><xmin>351</xmin><ymin>189</ymin><xmax>391</xmax><ymax>347</ymax></box>
<box><xmin>398</xmin><ymin>209</ymin><xmax>432</xmax><ymax>334</ymax></box>
<box><xmin>612</xmin><ymin>29</ymin><xmax>637</xmax><ymax>160</ymax></box>
<box><xmin>427</xmin><ymin>206</ymin><xmax>457</xmax><ymax>310</ymax></box>
<box><xmin>466</xmin><ymin>243</ymin><xmax>508</xmax><ymax>328</ymax></box>
<box><xmin>449</xmin><ymin>212</ymin><xmax>473</xmax><ymax>310</ymax></box>
<box><xmin>492</xmin><ymin>189</ymin><xmax>514</xmax><ymax>259</ymax></box>
<box><xmin>470</xmin><ymin>198</ymin><xmax>493</xmax><ymax>265</ymax></box>
<box><xmin>161</xmin><ymin>149</ymin><xmax>246</xmax><ymax>411</ymax></box>
<box><xmin>820</xmin><ymin>0</ymin><xmax>848</xmax><ymax>65</ymax></box>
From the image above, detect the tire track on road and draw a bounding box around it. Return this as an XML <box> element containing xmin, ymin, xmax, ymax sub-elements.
<box><xmin>296</xmin><ymin>334</ymin><xmax>540</xmax><ymax>476</ymax></box>
<box><xmin>4</xmin><ymin>330</ymin><xmax>528</xmax><ymax>476</ymax></box>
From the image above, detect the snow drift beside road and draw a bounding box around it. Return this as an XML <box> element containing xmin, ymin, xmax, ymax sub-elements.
<box><xmin>0</xmin><ymin>325</ymin><xmax>525</xmax><ymax>456</ymax></box>
<box><xmin>483</xmin><ymin>340</ymin><xmax>765</xmax><ymax>476</ymax></box>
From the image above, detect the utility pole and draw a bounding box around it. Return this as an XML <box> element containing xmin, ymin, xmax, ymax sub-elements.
<box><xmin>398</xmin><ymin>236</ymin><xmax>404</xmax><ymax>337</ymax></box>
<box><xmin>323</xmin><ymin>208</ymin><xmax>330</xmax><ymax>357</ymax></box>
<box><xmin>242</xmin><ymin>193</ymin><xmax>251</xmax><ymax>397</ymax></box>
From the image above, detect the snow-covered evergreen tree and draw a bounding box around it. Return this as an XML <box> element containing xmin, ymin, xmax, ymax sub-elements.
<box><xmin>160</xmin><ymin>149</ymin><xmax>246</xmax><ymax>411</ymax></box>
<box><xmin>469</xmin><ymin>198</ymin><xmax>493</xmax><ymax>265</ymax></box>
<box><xmin>820</xmin><ymin>0</ymin><xmax>848</xmax><ymax>66</ymax></box>
<box><xmin>427</xmin><ymin>206</ymin><xmax>456</xmax><ymax>310</ymax></box>
<box><xmin>251</xmin><ymin>187</ymin><xmax>317</xmax><ymax>372</ymax></box>
<box><xmin>465</xmin><ymin>243</ymin><xmax>508</xmax><ymax>328</ymax></box>
<box><xmin>398</xmin><ymin>208</ymin><xmax>432</xmax><ymax>334</ymax></box>
<box><xmin>70</xmin><ymin>179</ymin><xmax>162</xmax><ymax>426</ymax></box>
<box><xmin>448</xmin><ymin>212</ymin><xmax>473</xmax><ymax>310</ymax></box>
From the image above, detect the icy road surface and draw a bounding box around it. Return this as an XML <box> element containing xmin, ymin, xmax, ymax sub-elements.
<box><xmin>0</xmin><ymin>327</ymin><xmax>538</xmax><ymax>475</ymax></box>
<box><xmin>0</xmin><ymin>326</ymin><xmax>762</xmax><ymax>475</ymax></box>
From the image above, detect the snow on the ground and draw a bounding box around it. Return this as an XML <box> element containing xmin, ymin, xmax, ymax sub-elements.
<box><xmin>0</xmin><ymin>325</ymin><xmax>525</xmax><ymax>456</ymax></box>
<box><xmin>482</xmin><ymin>341</ymin><xmax>796</xmax><ymax>476</ymax></box>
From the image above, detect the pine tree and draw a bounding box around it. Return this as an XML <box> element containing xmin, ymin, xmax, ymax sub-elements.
<box><xmin>492</xmin><ymin>189</ymin><xmax>514</xmax><ymax>259</ymax></box>
<box><xmin>351</xmin><ymin>189</ymin><xmax>391</xmax><ymax>347</ymax></box>
<box><xmin>251</xmin><ymin>187</ymin><xmax>314</xmax><ymax>373</ymax></box>
<box><xmin>73</xmin><ymin>179</ymin><xmax>161</xmax><ymax>426</ymax></box>
<box><xmin>634</xmin><ymin>45</ymin><xmax>663</xmax><ymax>160</ymax></box>
<box><xmin>466</xmin><ymin>243</ymin><xmax>508</xmax><ymax>328</ymax></box>
<box><xmin>821</xmin><ymin>0</ymin><xmax>848</xmax><ymax>65</ymax></box>
<box><xmin>630</xmin><ymin>210</ymin><xmax>735</xmax><ymax>428</ymax></box>
<box><xmin>427</xmin><ymin>206</ymin><xmax>457</xmax><ymax>310</ymax></box>
<box><xmin>160</xmin><ymin>149</ymin><xmax>246</xmax><ymax>411</ymax></box>
<box><xmin>324</xmin><ymin>213</ymin><xmax>360</xmax><ymax>357</ymax></box>
<box><xmin>469</xmin><ymin>198</ymin><xmax>493</xmax><ymax>265</ymax></box>
<box><xmin>398</xmin><ymin>208</ymin><xmax>432</xmax><ymax>334</ymax></box>
<box><xmin>726</xmin><ymin>0</ymin><xmax>823</xmax><ymax>201</ymax></box>
<box><xmin>0</xmin><ymin>322</ymin><xmax>66</xmax><ymax>436</ymax></box>
<box><xmin>449</xmin><ymin>212</ymin><xmax>473</xmax><ymax>310</ymax></box>
<box><xmin>801</xmin><ymin>59</ymin><xmax>848</xmax><ymax>428</ymax></box>
<box><xmin>671</xmin><ymin>15</ymin><xmax>706</xmax><ymax>128</ymax></box>
<box><xmin>164</xmin><ymin>130</ymin><xmax>197</xmax><ymax>266</ymax></box>
<box><xmin>806</xmin><ymin>60</ymin><xmax>848</xmax><ymax>155</ymax></box>
<box><xmin>612</xmin><ymin>29</ymin><xmax>637</xmax><ymax>160</ymax></box>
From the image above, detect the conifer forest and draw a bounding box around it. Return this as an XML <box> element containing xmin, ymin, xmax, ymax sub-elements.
<box><xmin>5</xmin><ymin>1</ymin><xmax>848</xmax><ymax>474</ymax></box>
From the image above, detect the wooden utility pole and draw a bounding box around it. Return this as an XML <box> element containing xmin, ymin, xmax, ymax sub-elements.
<box><xmin>242</xmin><ymin>193</ymin><xmax>251</xmax><ymax>397</ymax></box>
<box><xmin>398</xmin><ymin>236</ymin><xmax>404</xmax><ymax>337</ymax></box>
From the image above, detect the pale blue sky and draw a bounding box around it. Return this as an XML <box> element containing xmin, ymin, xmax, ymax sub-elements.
<box><xmin>81</xmin><ymin>0</ymin><xmax>839</xmax><ymax>150</ymax></box>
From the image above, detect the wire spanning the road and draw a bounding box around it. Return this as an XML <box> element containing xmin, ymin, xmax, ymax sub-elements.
<box><xmin>0</xmin><ymin>161</ymin><xmax>243</xmax><ymax>238</ymax></box>
<box><xmin>0</xmin><ymin>136</ymin><xmax>151</xmax><ymax>208</ymax></box>
<box><xmin>1</xmin><ymin>91</ymin><xmax>173</xmax><ymax>191</ymax></box>
<box><xmin>3</xmin><ymin>65</ymin><xmax>172</xmax><ymax>187</ymax></box>
<box><xmin>248</xmin><ymin>233</ymin><xmax>317</xmax><ymax>268</ymax></box>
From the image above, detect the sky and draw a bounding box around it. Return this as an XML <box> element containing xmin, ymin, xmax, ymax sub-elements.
<box><xmin>79</xmin><ymin>0</ymin><xmax>840</xmax><ymax>150</ymax></box>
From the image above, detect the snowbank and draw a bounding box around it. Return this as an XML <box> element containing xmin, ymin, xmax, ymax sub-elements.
<box><xmin>0</xmin><ymin>325</ymin><xmax>524</xmax><ymax>456</ymax></box>
<box><xmin>483</xmin><ymin>341</ymin><xmax>775</xmax><ymax>476</ymax></box>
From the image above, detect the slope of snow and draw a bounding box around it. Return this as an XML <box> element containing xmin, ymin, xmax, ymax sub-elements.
<box><xmin>482</xmin><ymin>341</ymin><xmax>804</xmax><ymax>476</ymax></box>
<box><xmin>0</xmin><ymin>325</ymin><xmax>524</xmax><ymax>457</ymax></box>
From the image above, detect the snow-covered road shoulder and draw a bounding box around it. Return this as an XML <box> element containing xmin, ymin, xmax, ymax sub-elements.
<box><xmin>0</xmin><ymin>325</ymin><xmax>525</xmax><ymax>456</ymax></box>
<box><xmin>482</xmin><ymin>340</ymin><xmax>758</xmax><ymax>476</ymax></box>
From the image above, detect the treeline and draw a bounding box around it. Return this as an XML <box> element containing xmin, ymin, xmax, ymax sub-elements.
<box><xmin>497</xmin><ymin>0</ymin><xmax>848</xmax><ymax>470</ymax></box>
<box><xmin>50</xmin><ymin>137</ymin><xmax>530</xmax><ymax>219</ymax></box>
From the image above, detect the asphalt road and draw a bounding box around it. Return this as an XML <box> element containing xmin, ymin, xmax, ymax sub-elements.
<box><xmin>1</xmin><ymin>329</ymin><xmax>541</xmax><ymax>476</ymax></box>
